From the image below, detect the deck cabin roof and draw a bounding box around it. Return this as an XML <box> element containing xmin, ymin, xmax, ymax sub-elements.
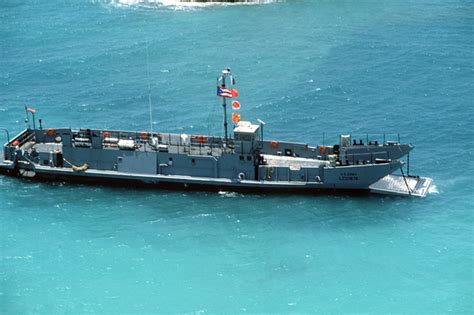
<box><xmin>233</xmin><ymin>121</ymin><xmax>259</xmax><ymax>134</ymax></box>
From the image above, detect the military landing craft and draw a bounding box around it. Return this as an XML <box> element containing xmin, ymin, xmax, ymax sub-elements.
<box><xmin>0</xmin><ymin>69</ymin><xmax>432</xmax><ymax>197</ymax></box>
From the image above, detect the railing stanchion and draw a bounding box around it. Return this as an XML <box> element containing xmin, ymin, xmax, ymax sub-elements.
<box><xmin>0</xmin><ymin>128</ymin><xmax>10</xmax><ymax>143</ymax></box>
<box><xmin>407</xmin><ymin>152</ymin><xmax>410</xmax><ymax>176</ymax></box>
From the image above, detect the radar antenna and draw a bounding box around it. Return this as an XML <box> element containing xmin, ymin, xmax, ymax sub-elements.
<box><xmin>146</xmin><ymin>41</ymin><xmax>154</xmax><ymax>137</ymax></box>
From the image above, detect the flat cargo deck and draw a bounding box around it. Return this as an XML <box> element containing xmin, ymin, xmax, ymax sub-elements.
<box><xmin>262</xmin><ymin>154</ymin><xmax>329</xmax><ymax>168</ymax></box>
<box><xmin>369</xmin><ymin>174</ymin><xmax>432</xmax><ymax>197</ymax></box>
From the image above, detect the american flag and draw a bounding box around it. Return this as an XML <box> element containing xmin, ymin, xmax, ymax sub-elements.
<box><xmin>26</xmin><ymin>107</ymin><xmax>36</xmax><ymax>113</ymax></box>
<box><xmin>217</xmin><ymin>86</ymin><xmax>233</xmax><ymax>98</ymax></box>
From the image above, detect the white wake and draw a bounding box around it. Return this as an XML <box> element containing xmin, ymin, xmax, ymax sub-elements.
<box><xmin>428</xmin><ymin>184</ymin><xmax>439</xmax><ymax>195</ymax></box>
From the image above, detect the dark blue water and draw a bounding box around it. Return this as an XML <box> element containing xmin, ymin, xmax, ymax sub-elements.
<box><xmin>1</xmin><ymin>0</ymin><xmax>473</xmax><ymax>313</ymax></box>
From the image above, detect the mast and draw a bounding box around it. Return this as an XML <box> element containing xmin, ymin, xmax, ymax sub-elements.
<box><xmin>220</xmin><ymin>68</ymin><xmax>231</xmax><ymax>144</ymax></box>
<box><xmin>24</xmin><ymin>106</ymin><xmax>30</xmax><ymax>129</ymax></box>
<box><xmin>24</xmin><ymin>105</ymin><xmax>35</xmax><ymax>129</ymax></box>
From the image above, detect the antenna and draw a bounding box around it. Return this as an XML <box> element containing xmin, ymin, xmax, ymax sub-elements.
<box><xmin>146</xmin><ymin>41</ymin><xmax>153</xmax><ymax>136</ymax></box>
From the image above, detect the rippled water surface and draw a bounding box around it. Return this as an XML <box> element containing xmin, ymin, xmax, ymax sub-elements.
<box><xmin>0</xmin><ymin>0</ymin><xmax>473</xmax><ymax>313</ymax></box>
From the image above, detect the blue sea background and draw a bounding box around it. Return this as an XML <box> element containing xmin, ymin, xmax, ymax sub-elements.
<box><xmin>1</xmin><ymin>0</ymin><xmax>473</xmax><ymax>313</ymax></box>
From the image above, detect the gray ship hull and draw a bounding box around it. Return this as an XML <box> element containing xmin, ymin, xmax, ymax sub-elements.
<box><xmin>0</xmin><ymin>164</ymin><xmax>369</xmax><ymax>196</ymax></box>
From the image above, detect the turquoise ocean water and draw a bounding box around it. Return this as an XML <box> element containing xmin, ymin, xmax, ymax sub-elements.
<box><xmin>1</xmin><ymin>0</ymin><xmax>473</xmax><ymax>313</ymax></box>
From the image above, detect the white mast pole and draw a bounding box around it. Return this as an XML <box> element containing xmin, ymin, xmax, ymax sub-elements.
<box><xmin>221</xmin><ymin>68</ymin><xmax>231</xmax><ymax>145</ymax></box>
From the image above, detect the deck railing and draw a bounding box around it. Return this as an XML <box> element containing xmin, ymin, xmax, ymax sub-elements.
<box><xmin>321</xmin><ymin>132</ymin><xmax>401</xmax><ymax>146</ymax></box>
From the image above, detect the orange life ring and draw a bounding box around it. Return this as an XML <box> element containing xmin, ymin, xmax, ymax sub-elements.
<box><xmin>270</xmin><ymin>141</ymin><xmax>279</xmax><ymax>149</ymax></box>
<box><xmin>139</xmin><ymin>132</ymin><xmax>149</xmax><ymax>140</ymax></box>
<box><xmin>319</xmin><ymin>146</ymin><xmax>327</xmax><ymax>155</ymax></box>
<box><xmin>102</xmin><ymin>132</ymin><xmax>111</xmax><ymax>139</ymax></box>
<box><xmin>197</xmin><ymin>135</ymin><xmax>207</xmax><ymax>144</ymax></box>
<box><xmin>46</xmin><ymin>128</ymin><xmax>56</xmax><ymax>137</ymax></box>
